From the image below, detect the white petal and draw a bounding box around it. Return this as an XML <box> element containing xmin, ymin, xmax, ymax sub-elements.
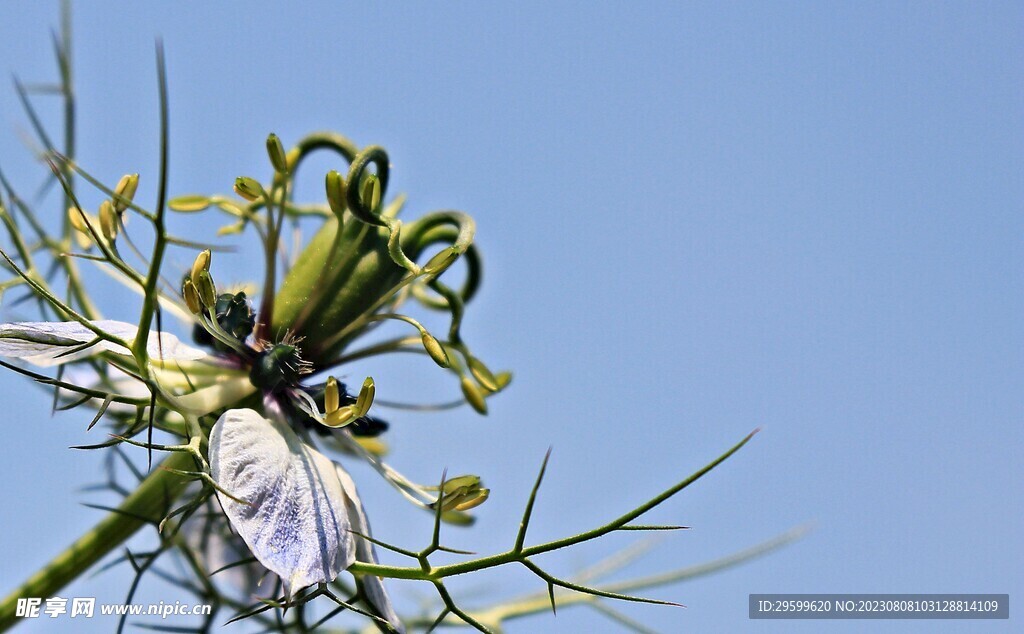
<box><xmin>335</xmin><ymin>465</ymin><xmax>405</xmax><ymax>633</ymax></box>
<box><xmin>209</xmin><ymin>408</ymin><xmax>355</xmax><ymax>595</ymax></box>
<box><xmin>184</xmin><ymin>512</ymin><xmax>265</xmax><ymax>600</ymax></box>
<box><xmin>0</xmin><ymin>320</ymin><xmax>205</xmax><ymax>366</ymax></box>
<box><xmin>137</xmin><ymin>326</ymin><xmax>207</xmax><ymax>362</ymax></box>
<box><xmin>175</xmin><ymin>377</ymin><xmax>258</xmax><ymax>416</ymax></box>
<box><xmin>61</xmin><ymin>365</ymin><xmax>153</xmax><ymax>415</ymax></box>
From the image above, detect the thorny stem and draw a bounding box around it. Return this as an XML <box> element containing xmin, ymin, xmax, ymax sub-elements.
<box><xmin>0</xmin><ymin>451</ymin><xmax>193</xmax><ymax>631</ymax></box>
<box><xmin>412</xmin><ymin>525</ymin><xmax>810</xmax><ymax>630</ymax></box>
<box><xmin>347</xmin><ymin>430</ymin><xmax>758</xmax><ymax>582</ymax></box>
<box><xmin>130</xmin><ymin>42</ymin><xmax>170</xmax><ymax>367</ymax></box>
<box><xmin>5</xmin><ymin>13</ymin><xmax>96</xmax><ymax>321</ymax></box>
<box><xmin>58</xmin><ymin>0</ymin><xmax>73</xmax><ymax>237</ymax></box>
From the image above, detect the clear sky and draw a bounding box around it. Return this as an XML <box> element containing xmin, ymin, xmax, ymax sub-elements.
<box><xmin>0</xmin><ymin>2</ymin><xmax>1020</xmax><ymax>632</ymax></box>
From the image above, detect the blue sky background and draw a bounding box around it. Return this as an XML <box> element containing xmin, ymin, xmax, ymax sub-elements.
<box><xmin>0</xmin><ymin>2</ymin><xmax>1020</xmax><ymax>632</ymax></box>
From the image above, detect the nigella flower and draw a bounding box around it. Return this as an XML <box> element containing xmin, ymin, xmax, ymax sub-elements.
<box><xmin>0</xmin><ymin>30</ymin><xmax>770</xmax><ymax>631</ymax></box>
<box><xmin>0</xmin><ymin>128</ymin><xmax>504</xmax><ymax>632</ymax></box>
<box><xmin>0</xmin><ymin>316</ymin><xmax>403</xmax><ymax>629</ymax></box>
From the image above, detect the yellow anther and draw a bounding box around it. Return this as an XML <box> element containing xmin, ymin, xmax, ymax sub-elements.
<box><xmin>99</xmin><ymin>200</ymin><xmax>118</xmax><ymax>242</ymax></box>
<box><xmin>182</xmin><ymin>279</ymin><xmax>201</xmax><ymax>314</ymax></box>
<box><xmin>112</xmin><ymin>173</ymin><xmax>139</xmax><ymax>213</ymax></box>
<box><xmin>461</xmin><ymin>376</ymin><xmax>487</xmax><ymax>415</ymax></box>
<box><xmin>190</xmin><ymin>249</ymin><xmax>211</xmax><ymax>286</ymax></box>
<box><xmin>325</xmin><ymin>376</ymin><xmax>340</xmax><ymax>414</ymax></box>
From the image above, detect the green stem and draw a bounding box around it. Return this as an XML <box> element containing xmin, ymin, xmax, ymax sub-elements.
<box><xmin>131</xmin><ymin>43</ymin><xmax>170</xmax><ymax>364</ymax></box>
<box><xmin>348</xmin><ymin>430</ymin><xmax>757</xmax><ymax>581</ymax></box>
<box><xmin>409</xmin><ymin>525</ymin><xmax>809</xmax><ymax>629</ymax></box>
<box><xmin>0</xmin><ymin>451</ymin><xmax>192</xmax><ymax>632</ymax></box>
<box><xmin>59</xmin><ymin>0</ymin><xmax>74</xmax><ymax>239</ymax></box>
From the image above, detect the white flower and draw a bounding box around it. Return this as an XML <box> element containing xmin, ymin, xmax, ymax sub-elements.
<box><xmin>0</xmin><ymin>319</ymin><xmax>404</xmax><ymax>632</ymax></box>
<box><xmin>0</xmin><ymin>320</ymin><xmax>205</xmax><ymax>366</ymax></box>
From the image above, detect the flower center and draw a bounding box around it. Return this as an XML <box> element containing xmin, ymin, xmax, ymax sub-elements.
<box><xmin>249</xmin><ymin>343</ymin><xmax>308</xmax><ymax>391</ymax></box>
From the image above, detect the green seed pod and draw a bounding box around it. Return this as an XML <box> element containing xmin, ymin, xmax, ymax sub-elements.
<box><xmin>270</xmin><ymin>215</ymin><xmax>406</xmax><ymax>363</ymax></box>
<box><xmin>270</xmin><ymin>209</ymin><xmax>454</xmax><ymax>364</ymax></box>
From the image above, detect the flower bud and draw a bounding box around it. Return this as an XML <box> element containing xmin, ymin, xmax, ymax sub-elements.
<box><xmin>233</xmin><ymin>177</ymin><xmax>265</xmax><ymax>202</ymax></box>
<box><xmin>99</xmin><ymin>200</ymin><xmax>118</xmax><ymax>242</ymax></box>
<box><xmin>266</xmin><ymin>133</ymin><xmax>288</xmax><ymax>174</ymax></box>
<box><xmin>113</xmin><ymin>173</ymin><xmax>139</xmax><ymax>213</ymax></box>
